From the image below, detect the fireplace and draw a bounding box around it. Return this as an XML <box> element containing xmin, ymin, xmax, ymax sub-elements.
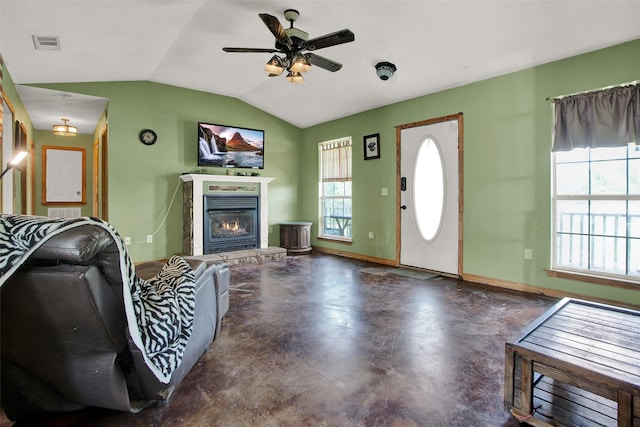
<box><xmin>204</xmin><ymin>195</ymin><xmax>259</xmax><ymax>254</ymax></box>
<box><xmin>180</xmin><ymin>174</ymin><xmax>275</xmax><ymax>256</ymax></box>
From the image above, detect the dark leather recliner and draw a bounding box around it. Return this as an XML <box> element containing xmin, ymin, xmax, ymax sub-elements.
<box><xmin>0</xmin><ymin>223</ymin><xmax>230</xmax><ymax>421</ymax></box>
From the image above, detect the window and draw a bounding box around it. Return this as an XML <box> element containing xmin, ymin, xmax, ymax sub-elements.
<box><xmin>414</xmin><ymin>136</ymin><xmax>445</xmax><ymax>242</ymax></box>
<box><xmin>553</xmin><ymin>145</ymin><xmax>640</xmax><ymax>280</ymax></box>
<box><xmin>551</xmin><ymin>83</ymin><xmax>640</xmax><ymax>282</ymax></box>
<box><xmin>319</xmin><ymin>137</ymin><xmax>352</xmax><ymax>241</ymax></box>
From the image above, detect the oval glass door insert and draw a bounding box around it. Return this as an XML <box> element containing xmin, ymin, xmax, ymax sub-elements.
<box><xmin>413</xmin><ymin>136</ymin><xmax>445</xmax><ymax>242</ymax></box>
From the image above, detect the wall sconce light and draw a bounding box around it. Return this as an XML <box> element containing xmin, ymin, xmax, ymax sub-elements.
<box><xmin>52</xmin><ymin>118</ymin><xmax>78</xmax><ymax>136</ymax></box>
<box><xmin>375</xmin><ymin>61</ymin><xmax>397</xmax><ymax>80</ymax></box>
<box><xmin>0</xmin><ymin>151</ymin><xmax>29</xmax><ymax>180</ymax></box>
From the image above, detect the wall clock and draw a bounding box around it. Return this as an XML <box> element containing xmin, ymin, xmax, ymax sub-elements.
<box><xmin>139</xmin><ymin>129</ymin><xmax>157</xmax><ymax>145</ymax></box>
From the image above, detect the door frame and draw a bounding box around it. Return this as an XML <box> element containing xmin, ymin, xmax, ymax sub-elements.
<box><xmin>100</xmin><ymin>124</ymin><xmax>109</xmax><ymax>220</ymax></box>
<box><xmin>395</xmin><ymin>113</ymin><xmax>464</xmax><ymax>275</ymax></box>
<box><xmin>15</xmin><ymin>120</ymin><xmax>28</xmax><ymax>214</ymax></box>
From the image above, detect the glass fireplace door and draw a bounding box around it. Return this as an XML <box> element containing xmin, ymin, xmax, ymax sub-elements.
<box><xmin>204</xmin><ymin>195</ymin><xmax>259</xmax><ymax>254</ymax></box>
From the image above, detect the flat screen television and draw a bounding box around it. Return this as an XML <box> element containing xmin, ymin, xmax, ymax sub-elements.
<box><xmin>198</xmin><ymin>122</ymin><xmax>264</xmax><ymax>169</ymax></box>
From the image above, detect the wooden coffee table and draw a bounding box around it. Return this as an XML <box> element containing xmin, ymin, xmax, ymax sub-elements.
<box><xmin>504</xmin><ymin>297</ymin><xmax>640</xmax><ymax>426</ymax></box>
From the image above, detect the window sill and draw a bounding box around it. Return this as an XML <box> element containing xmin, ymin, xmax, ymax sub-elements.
<box><xmin>317</xmin><ymin>236</ymin><xmax>352</xmax><ymax>245</ymax></box>
<box><xmin>546</xmin><ymin>269</ymin><xmax>639</xmax><ymax>291</ymax></box>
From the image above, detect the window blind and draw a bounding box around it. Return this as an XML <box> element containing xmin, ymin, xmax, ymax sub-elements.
<box><xmin>320</xmin><ymin>138</ymin><xmax>352</xmax><ymax>180</ymax></box>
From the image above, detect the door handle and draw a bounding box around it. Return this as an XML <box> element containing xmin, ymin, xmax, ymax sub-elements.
<box><xmin>400</xmin><ymin>205</ymin><xmax>407</xmax><ymax>210</ymax></box>
<box><xmin>401</xmin><ymin>177</ymin><xmax>407</xmax><ymax>191</ymax></box>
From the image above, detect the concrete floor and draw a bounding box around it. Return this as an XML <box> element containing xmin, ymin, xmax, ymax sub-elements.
<box><xmin>1</xmin><ymin>253</ymin><xmax>555</xmax><ymax>426</ymax></box>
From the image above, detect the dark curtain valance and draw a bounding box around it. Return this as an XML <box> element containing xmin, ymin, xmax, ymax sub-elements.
<box><xmin>552</xmin><ymin>84</ymin><xmax>640</xmax><ymax>152</ymax></box>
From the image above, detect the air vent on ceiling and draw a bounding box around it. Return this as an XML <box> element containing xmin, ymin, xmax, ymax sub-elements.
<box><xmin>32</xmin><ymin>35</ymin><xmax>60</xmax><ymax>50</ymax></box>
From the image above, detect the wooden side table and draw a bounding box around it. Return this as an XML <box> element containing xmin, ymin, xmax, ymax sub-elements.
<box><xmin>279</xmin><ymin>222</ymin><xmax>312</xmax><ymax>255</ymax></box>
<box><xmin>504</xmin><ymin>297</ymin><xmax>640</xmax><ymax>426</ymax></box>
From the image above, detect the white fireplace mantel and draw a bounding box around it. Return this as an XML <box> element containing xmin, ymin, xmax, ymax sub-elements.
<box><xmin>180</xmin><ymin>173</ymin><xmax>275</xmax><ymax>255</ymax></box>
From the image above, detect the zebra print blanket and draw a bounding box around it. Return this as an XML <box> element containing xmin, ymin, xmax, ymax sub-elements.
<box><xmin>0</xmin><ymin>214</ymin><xmax>195</xmax><ymax>384</ymax></box>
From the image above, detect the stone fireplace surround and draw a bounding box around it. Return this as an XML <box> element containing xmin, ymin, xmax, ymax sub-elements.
<box><xmin>180</xmin><ymin>173</ymin><xmax>275</xmax><ymax>257</ymax></box>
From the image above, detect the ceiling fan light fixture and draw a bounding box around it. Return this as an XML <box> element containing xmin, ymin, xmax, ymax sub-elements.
<box><xmin>286</xmin><ymin>71</ymin><xmax>304</xmax><ymax>84</ymax></box>
<box><xmin>264</xmin><ymin>55</ymin><xmax>286</xmax><ymax>75</ymax></box>
<box><xmin>290</xmin><ymin>54</ymin><xmax>311</xmax><ymax>73</ymax></box>
<box><xmin>223</xmin><ymin>9</ymin><xmax>354</xmax><ymax>83</ymax></box>
<box><xmin>375</xmin><ymin>61</ymin><xmax>397</xmax><ymax>80</ymax></box>
<box><xmin>52</xmin><ymin>118</ymin><xmax>78</xmax><ymax>136</ymax></box>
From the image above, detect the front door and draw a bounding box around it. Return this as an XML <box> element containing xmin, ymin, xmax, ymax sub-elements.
<box><xmin>399</xmin><ymin>115</ymin><xmax>461</xmax><ymax>275</ymax></box>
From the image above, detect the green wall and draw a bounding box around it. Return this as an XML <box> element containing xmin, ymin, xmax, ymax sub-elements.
<box><xmin>3</xmin><ymin>39</ymin><xmax>639</xmax><ymax>305</ymax></box>
<box><xmin>302</xmin><ymin>39</ymin><xmax>640</xmax><ymax>305</ymax></box>
<box><xmin>26</xmin><ymin>81</ymin><xmax>303</xmax><ymax>262</ymax></box>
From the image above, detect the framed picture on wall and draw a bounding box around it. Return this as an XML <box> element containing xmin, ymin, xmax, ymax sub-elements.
<box><xmin>363</xmin><ymin>133</ymin><xmax>380</xmax><ymax>160</ymax></box>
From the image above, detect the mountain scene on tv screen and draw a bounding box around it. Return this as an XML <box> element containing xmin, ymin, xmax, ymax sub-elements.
<box><xmin>199</xmin><ymin>124</ymin><xmax>264</xmax><ymax>168</ymax></box>
<box><xmin>214</xmin><ymin>132</ymin><xmax>262</xmax><ymax>153</ymax></box>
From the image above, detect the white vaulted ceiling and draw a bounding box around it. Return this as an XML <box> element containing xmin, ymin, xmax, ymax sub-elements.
<box><xmin>1</xmin><ymin>1</ymin><xmax>639</xmax><ymax>131</ymax></box>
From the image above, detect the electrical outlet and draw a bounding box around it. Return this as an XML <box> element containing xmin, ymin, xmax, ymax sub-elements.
<box><xmin>368</xmin><ymin>231</ymin><xmax>374</xmax><ymax>240</ymax></box>
<box><xmin>147</xmin><ymin>235</ymin><xmax>153</xmax><ymax>243</ymax></box>
<box><xmin>524</xmin><ymin>248</ymin><xmax>532</xmax><ymax>260</ymax></box>
<box><xmin>381</xmin><ymin>187</ymin><xmax>388</xmax><ymax>196</ymax></box>
<box><xmin>124</xmin><ymin>236</ymin><xmax>131</xmax><ymax>245</ymax></box>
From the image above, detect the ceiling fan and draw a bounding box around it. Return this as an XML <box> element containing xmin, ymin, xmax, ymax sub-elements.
<box><xmin>222</xmin><ymin>9</ymin><xmax>355</xmax><ymax>83</ymax></box>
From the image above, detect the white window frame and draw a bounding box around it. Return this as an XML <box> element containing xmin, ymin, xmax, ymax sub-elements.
<box><xmin>551</xmin><ymin>145</ymin><xmax>640</xmax><ymax>283</ymax></box>
<box><xmin>318</xmin><ymin>137</ymin><xmax>352</xmax><ymax>242</ymax></box>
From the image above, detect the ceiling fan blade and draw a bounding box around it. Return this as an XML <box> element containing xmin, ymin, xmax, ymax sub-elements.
<box><xmin>223</xmin><ymin>47</ymin><xmax>279</xmax><ymax>53</ymax></box>
<box><xmin>303</xmin><ymin>29</ymin><xmax>355</xmax><ymax>51</ymax></box>
<box><xmin>306</xmin><ymin>53</ymin><xmax>343</xmax><ymax>72</ymax></box>
<box><xmin>259</xmin><ymin>13</ymin><xmax>293</xmax><ymax>46</ymax></box>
